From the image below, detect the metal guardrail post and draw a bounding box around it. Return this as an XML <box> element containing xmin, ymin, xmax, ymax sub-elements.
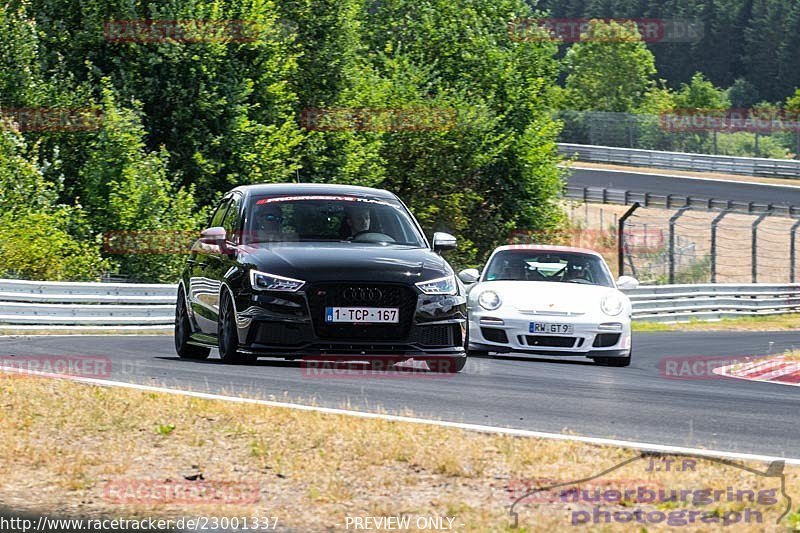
<box><xmin>617</xmin><ymin>203</ymin><xmax>641</xmax><ymax>276</ymax></box>
<box><xmin>668</xmin><ymin>206</ymin><xmax>691</xmax><ymax>284</ymax></box>
<box><xmin>791</xmin><ymin>219</ymin><xmax>800</xmax><ymax>283</ymax></box>
<box><xmin>751</xmin><ymin>210</ymin><xmax>771</xmax><ymax>283</ymax></box>
<box><xmin>710</xmin><ymin>207</ymin><xmax>732</xmax><ymax>283</ymax></box>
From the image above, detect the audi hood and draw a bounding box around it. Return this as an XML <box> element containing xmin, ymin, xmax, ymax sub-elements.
<box><xmin>238</xmin><ymin>242</ymin><xmax>452</xmax><ymax>284</ymax></box>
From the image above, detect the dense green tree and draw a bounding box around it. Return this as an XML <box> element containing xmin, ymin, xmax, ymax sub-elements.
<box><xmin>0</xmin><ymin>123</ymin><xmax>107</xmax><ymax>280</ymax></box>
<box><xmin>673</xmin><ymin>73</ymin><xmax>730</xmax><ymax>110</ymax></box>
<box><xmin>78</xmin><ymin>86</ymin><xmax>201</xmax><ymax>282</ymax></box>
<box><xmin>742</xmin><ymin>0</ymin><xmax>791</xmax><ymax>102</ymax></box>
<box><xmin>787</xmin><ymin>89</ymin><xmax>800</xmax><ymax>113</ymax></box>
<box><xmin>562</xmin><ymin>20</ymin><xmax>656</xmax><ymax>112</ymax></box>
<box><xmin>15</xmin><ymin>0</ymin><xmax>304</xmax><ymax>205</ymax></box>
<box><xmin>343</xmin><ymin>0</ymin><xmax>566</xmax><ymax>264</ymax></box>
<box><xmin>0</xmin><ymin>0</ymin><xmax>581</xmax><ymax>278</ymax></box>
<box><xmin>670</xmin><ymin>73</ymin><xmax>729</xmax><ymax>154</ymax></box>
<box><xmin>538</xmin><ymin>0</ymin><xmax>798</xmax><ymax>105</ymax></box>
<box><xmin>0</xmin><ymin>5</ymin><xmax>39</xmax><ymax>107</ymax></box>
<box><xmin>726</xmin><ymin>78</ymin><xmax>760</xmax><ymax>109</ymax></box>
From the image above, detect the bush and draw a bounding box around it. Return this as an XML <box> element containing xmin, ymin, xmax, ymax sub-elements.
<box><xmin>79</xmin><ymin>86</ymin><xmax>202</xmax><ymax>283</ymax></box>
<box><xmin>0</xmin><ymin>209</ymin><xmax>108</xmax><ymax>281</ymax></box>
<box><xmin>715</xmin><ymin>131</ymin><xmax>791</xmax><ymax>159</ymax></box>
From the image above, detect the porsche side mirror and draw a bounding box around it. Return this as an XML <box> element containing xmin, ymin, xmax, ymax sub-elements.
<box><xmin>617</xmin><ymin>276</ymin><xmax>639</xmax><ymax>289</ymax></box>
<box><xmin>458</xmin><ymin>268</ymin><xmax>480</xmax><ymax>284</ymax></box>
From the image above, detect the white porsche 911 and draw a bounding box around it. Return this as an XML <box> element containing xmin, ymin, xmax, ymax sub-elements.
<box><xmin>459</xmin><ymin>245</ymin><xmax>639</xmax><ymax>366</ymax></box>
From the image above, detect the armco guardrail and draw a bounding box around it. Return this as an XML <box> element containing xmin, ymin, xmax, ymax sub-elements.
<box><xmin>622</xmin><ymin>283</ymin><xmax>800</xmax><ymax>322</ymax></box>
<box><xmin>1</xmin><ymin>279</ymin><xmax>798</xmax><ymax>326</ymax></box>
<box><xmin>0</xmin><ymin>279</ymin><xmax>176</xmax><ymax>326</ymax></box>
<box><xmin>559</xmin><ymin>143</ymin><xmax>800</xmax><ymax>179</ymax></box>
<box><xmin>564</xmin><ymin>184</ymin><xmax>800</xmax><ymax>217</ymax></box>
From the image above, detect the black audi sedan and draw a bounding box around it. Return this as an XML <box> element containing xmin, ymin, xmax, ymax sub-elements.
<box><xmin>174</xmin><ymin>183</ymin><xmax>468</xmax><ymax>372</ymax></box>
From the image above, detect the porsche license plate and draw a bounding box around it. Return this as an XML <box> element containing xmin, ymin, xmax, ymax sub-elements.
<box><xmin>325</xmin><ymin>307</ymin><xmax>399</xmax><ymax>323</ymax></box>
<box><xmin>529</xmin><ymin>322</ymin><xmax>573</xmax><ymax>335</ymax></box>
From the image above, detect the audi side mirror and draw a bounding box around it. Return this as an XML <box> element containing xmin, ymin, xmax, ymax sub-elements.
<box><xmin>432</xmin><ymin>232</ymin><xmax>457</xmax><ymax>252</ymax></box>
<box><xmin>194</xmin><ymin>227</ymin><xmax>229</xmax><ymax>254</ymax></box>
<box><xmin>199</xmin><ymin>226</ymin><xmax>226</xmax><ymax>244</ymax></box>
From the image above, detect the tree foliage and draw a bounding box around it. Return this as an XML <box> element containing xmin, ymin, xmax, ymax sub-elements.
<box><xmin>0</xmin><ymin>0</ymin><xmax>568</xmax><ymax>280</ymax></box>
<box><xmin>78</xmin><ymin>85</ymin><xmax>201</xmax><ymax>282</ymax></box>
<box><xmin>538</xmin><ymin>0</ymin><xmax>800</xmax><ymax>103</ymax></box>
<box><xmin>673</xmin><ymin>73</ymin><xmax>730</xmax><ymax>110</ymax></box>
<box><xmin>0</xmin><ymin>125</ymin><xmax>107</xmax><ymax>280</ymax></box>
<box><xmin>563</xmin><ymin>20</ymin><xmax>656</xmax><ymax>112</ymax></box>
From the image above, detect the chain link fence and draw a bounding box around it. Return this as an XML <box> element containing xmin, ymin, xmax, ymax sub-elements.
<box><xmin>564</xmin><ymin>187</ymin><xmax>800</xmax><ymax>284</ymax></box>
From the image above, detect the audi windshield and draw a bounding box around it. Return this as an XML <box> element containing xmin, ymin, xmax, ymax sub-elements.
<box><xmin>242</xmin><ymin>195</ymin><xmax>426</xmax><ymax>246</ymax></box>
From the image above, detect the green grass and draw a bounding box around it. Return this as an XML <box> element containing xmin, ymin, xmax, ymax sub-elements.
<box><xmin>633</xmin><ymin>313</ymin><xmax>800</xmax><ymax>332</ymax></box>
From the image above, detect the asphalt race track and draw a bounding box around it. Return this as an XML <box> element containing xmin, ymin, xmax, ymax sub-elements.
<box><xmin>569</xmin><ymin>167</ymin><xmax>800</xmax><ymax>206</ymax></box>
<box><xmin>2</xmin><ymin>331</ymin><xmax>799</xmax><ymax>459</ymax></box>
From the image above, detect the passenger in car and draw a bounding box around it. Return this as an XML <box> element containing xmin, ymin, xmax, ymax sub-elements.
<box><xmin>253</xmin><ymin>204</ymin><xmax>285</xmax><ymax>242</ymax></box>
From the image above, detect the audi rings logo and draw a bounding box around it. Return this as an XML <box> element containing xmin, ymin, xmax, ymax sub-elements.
<box><xmin>343</xmin><ymin>287</ymin><xmax>383</xmax><ymax>303</ymax></box>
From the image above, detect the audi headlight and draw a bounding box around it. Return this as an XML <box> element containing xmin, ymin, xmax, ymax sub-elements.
<box><xmin>249</xmin><ymin>270</ymin><xmax>305</xmax><ymax>292</ymax></box>
<box><xmin>601</xmin><ymin>294</ymin><xmax>624</xmax><ymax>316</ymax></box>
<box><xmin>415</xmin><ymin>275</ymin><xmax>457</xmax><ymax>295</ymax></box>
<box><xmin>478</xmin><ymin>290</ymin><xmax>501</xmax><ymax>311</ymax></box>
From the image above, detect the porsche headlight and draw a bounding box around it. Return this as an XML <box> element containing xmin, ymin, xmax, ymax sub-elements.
<box><xmin>478</xmin><ymin>290</ymin><xmax>502</xmax><ymax>311</ymax></box>
<box><xmin>601</xmin><ymin>294</ymin><xmax>624</xmax><ymax>316</ymax></box>
<box><xmin>415</xmin><ymin>275</ymin><xmax>457</xmax><ymax>295</ymax></box>
<box><xmin>249</xmin><ymin>270</ymin><xmax>305</xmax><ymax>292</ymax></box>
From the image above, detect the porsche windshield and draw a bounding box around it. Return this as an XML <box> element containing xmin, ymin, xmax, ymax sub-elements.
<box><xmin>484</xmin><ymin>250</ymin><xmax>614</xmax><ymax>288</ymax></box>
<box><xmin>243</xmin><ymin>195</ymin><xmax>426</xmax><ymax>246</ymax></box>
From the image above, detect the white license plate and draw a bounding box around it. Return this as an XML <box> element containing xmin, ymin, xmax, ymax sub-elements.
<box><xmin>325</xmin><ymin>307</ymin><xmax>399</xmax><ymax>323</ymax></box>
<box><xmin>530</xmin><ymin>322</ymin><xmax>573</xmax><ymax>335</ymax></box>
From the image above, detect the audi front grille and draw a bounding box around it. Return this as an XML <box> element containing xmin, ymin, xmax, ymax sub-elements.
<box><xmin>307</xmin><ymin>283</ymin><xmax>418</xmax><ymax>340</ymax></box>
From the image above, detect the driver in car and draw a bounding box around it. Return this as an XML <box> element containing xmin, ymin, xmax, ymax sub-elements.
<box><xmin>343</xmin><ymin>204</ymin><xmax>371</xmax><ymax>238</ymax></box>
<box><xmin>564</xmin><ymin>263</ymin><xmax>591</xmax><ymax>282</ymax></box>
